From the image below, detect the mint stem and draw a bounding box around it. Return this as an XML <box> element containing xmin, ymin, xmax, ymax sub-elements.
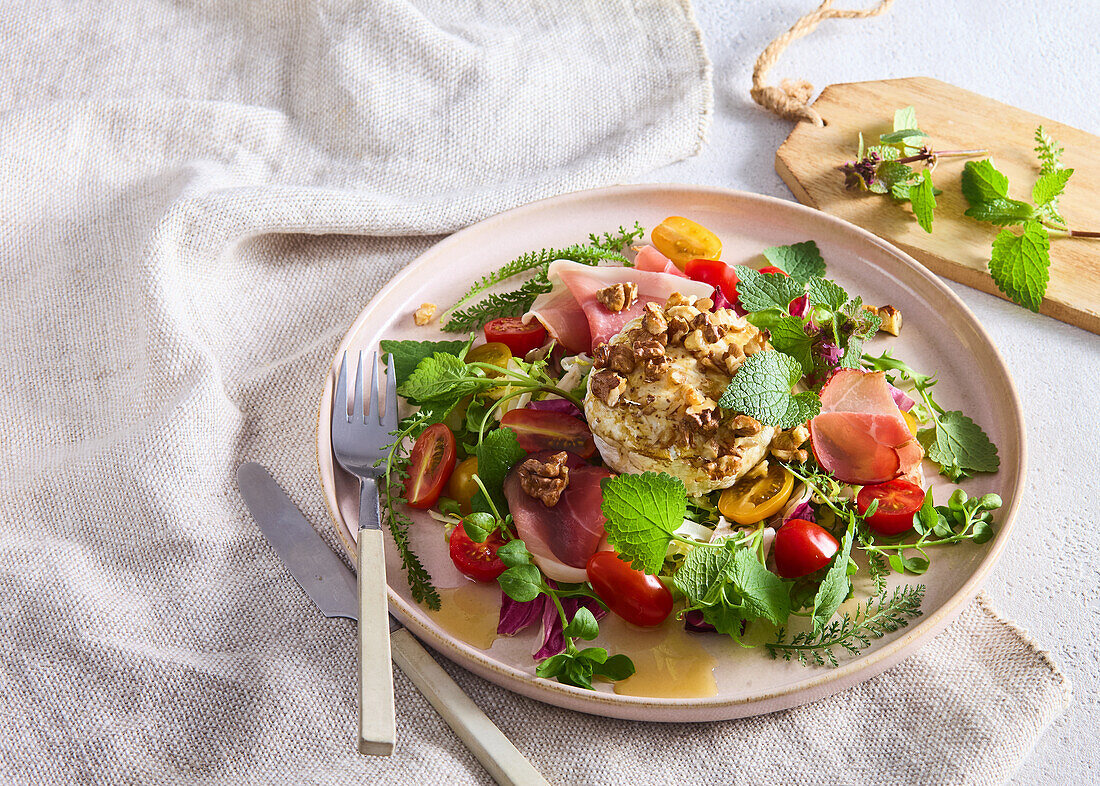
<box><xmin>896</xmin><ymin>148</ymin><xmax>986</xmax><ymax>165</ymax></box>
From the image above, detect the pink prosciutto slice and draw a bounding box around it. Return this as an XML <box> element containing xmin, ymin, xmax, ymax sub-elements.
<box><xmin>524</xmin><ymin>260</ymin><xmax>712</xmax><ymax>353</ymax></box>
<box><xmin>633</xmin><ymin>245</ymin><xmax>687</xmax><ymax>277</ymax></box>
<box><xmin>809</xmin><ymin>369</ymin><xmax>924</xmax><ymax>485</ymax></box>
<box><xmin>504</xmin><ymin>462</ymin><xmax>613</xmax><ymax>583</ymax></box>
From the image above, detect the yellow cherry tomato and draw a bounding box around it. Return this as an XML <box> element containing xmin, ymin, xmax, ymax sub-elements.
<box><xmin>651</xmin><ymin>216</ymin><xmax>723</xmax><ymax>270</ymax></box>
<box><xmin>718</xmin><ymin>464</ymin><xmax>795</xmax><ymax>525</ymax></box>
<box><xmin>465</xmin><ymin>342</ymin><xmax>512</xmax><ymax>369</ymax></box>
<box><xmin>902</xmin><ymin>410</ymin><xmax>919</xmax><ymax>437</ymax></box>
<box><xmin>446</xmin><ymin>456</ymin><xmax>480</xmax><ymax>515</ymax></box>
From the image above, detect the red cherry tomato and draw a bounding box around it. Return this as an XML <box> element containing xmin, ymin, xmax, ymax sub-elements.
<box><xmin>403</xmin><ymin>423</ymin><xmax>457</xmax><ymax>509</ymax></box>
<box><xmin>484</xmin><ymin>317</ymin><xmax>548</xmax><ymax>357</ymax></box>
<box><xmin>500</xmin><ymin>409</ymin><xmax>596</xmax><ymax>458</ymax></box>
<box><xmin>856</xmin><ymin>479</ymin><xmax>926</xmax><ymax>535</ymax></box>
<box><xmin>449</xmin><ymin>527</ymin><xmax>506</xmax><ymax>582</ymax></box>
<box><xmin>685</xmin><ymin>258</ymin><xmax>740</xmax><ymax>309</ymax></box>
<box><xmin>774</xmin><ymin>518</ymin><xmax>840</xmax><ymax>579</ymax></box>
<box><xmin>758</xmin><ymin>265</ymin><xmax>790</xmax><ymax>277</ymax></box>
<box><xmin>586</xmin><ymin>551</ymin><xmax>673</xmax><ymax>627</ymax></box>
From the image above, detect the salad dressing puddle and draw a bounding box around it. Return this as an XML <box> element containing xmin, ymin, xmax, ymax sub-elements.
<box><xmin>427</xmin><ymin>582</ymin><xmax>501</xmax><ymax>650</ymax></box>
<box><xmin>602</xmin><ymin>616</ymin><xmax>718</xmax><ymax>699</ymax></box>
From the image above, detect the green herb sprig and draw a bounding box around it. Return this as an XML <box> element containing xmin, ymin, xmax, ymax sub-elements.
<box><xmin>767</xmin><ymin>584</ymin><xmax>925</xmax><ymax>667</ymax></box>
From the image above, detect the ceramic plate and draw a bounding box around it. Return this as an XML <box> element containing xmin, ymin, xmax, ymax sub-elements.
<box><xmin>316</xmin><ymin>184</ymin><xmax>1025</xmax><ymax>722</ymax></box>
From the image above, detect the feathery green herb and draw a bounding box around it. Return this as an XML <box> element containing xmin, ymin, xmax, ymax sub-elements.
<box><xmin>767</xmin><ymin>584</ymin><xmax>925</xmax><ymax>667</ymax></box>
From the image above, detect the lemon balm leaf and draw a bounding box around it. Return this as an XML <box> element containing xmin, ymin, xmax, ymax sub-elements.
<box><xmin>719</xmin><ymin>351</ymin><xmax>821</xmax><ymax>429</ymax></box>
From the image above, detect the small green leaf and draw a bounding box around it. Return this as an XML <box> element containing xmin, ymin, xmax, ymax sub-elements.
<box><xmin>972</xmin><ymin>520</ymin><xmax>994</xmax><ymax>544</ymax></box>
<box><xmin>812</xmin><ymin>528</ymin><xmax>854</xmax><ymax>633</ymax></box>
<box><xmin>564</xmin><ymin>608</ymin><xmax>600</xmax><ymax>641</ymax></box>
<box><xmin>910</xmin><ymin>170</ymin><xmax>936</xmax><ymax>233</ymax></box>
<box><xmin>902</xmin><ymin>555</ymin><xmax>930</xmax><ymax>575</ymax></box>
<box><xmin>893</xmin><ymin>106</ymin><xmax>918</xmax><ymax>134</ymax></box>
<box><xmin>592</xmin><ymin>653</ymin><xmax>635</xmax><ymax>681</ymax></box>
<box><xmin>961</xmin><ymin>160</ymin><xmax>1009</xmax><ymax>205</ymax></box>
<box><xmin>719</xmin><ymin>351</ymin><xmax>821</xmax><ymax>429</ymax></box>
<box><xmin>535</xmin><ymin>654</ymin><xmax>568</xmax><ymax>679</ymax></box>
<box><xmin>964</xmin><ymin>198</ymin><xmax>1036</xmax><ymax>227</ymax></box>
<box><xmin>762</xmin><ymin>240</ymin><xmax>826</xmax><ymax>283</ymax></box>
<box><xmin>988</xmin><ymin>222</ymin><xmax>1051</xmax><ymax>312</ymax></box>
<box><xmin>879</xmin><ymin>129</ymin><xmax>928</xmax><ymax>144</ymax></box>
<box><xmin>805</xmin><ymin>277</ymin><xmax>849</xmax><ymax>312</ymax></box>
<box><xmin>380</xmin><ymin>339</ymin><xmax>469</xmax><ymax>385</ymax></box>
<box><xmin>496</xmin><ymin>539</ymin><xmax>532</xmax><ymax>567</ymax></box>
<box><xmin>768</xmin><ymin>316</ymin><xmax>815</xmax><ymax>374</ymax></box>
<box><xmin>498</xmin><ymin>564</ymin><xmax>543</xmax><ymax>602</ymax></box>
<box><xmin>1032</xmin><ymin>168</ymin><xmax>1073</xmax><ymax>206</ymax></box>
<box><xmin>472</xmin><ymin>427</ymin><xmax>526</xmax><ymax>514</ymax></box>
<box><xmin>888</xmin><ymin>554</ymin><xmax>905</xmax><ymax>573</ymax></box>
<box><xmin>462</xmin><ymin>512</ymin><xmax>497</xmax><ymax>543</ymax></box>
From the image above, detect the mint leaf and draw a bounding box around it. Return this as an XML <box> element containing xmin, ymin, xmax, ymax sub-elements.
<box><xmin>719</xmin><ymin>351</ymin><xmax>821</xmax><ymax>429</ymax></box>
<box><xmin>728</xmin><ymin>548</ymin><xmax>790</xmax><ymax>626</ymax></box>
<box><xmin>893</xmin><ymin>106</ymin><xmax>918</xmax><ymax>134</ymax></box>
<box><xmin>398</xmin><ymin>352</ymin><xmax>478</xmax><ymax>404</ymax></box>
<box><xmin>600</xmin><ymin>472</ymin><xmax>687</xmax><ymax>574</ymax></box>
<box><xmin>877</xmin><ymin>161</ymin><xmax>918</xmax><ymax>201</ymax></box>
<box><xmin>879</xmin><ymin>128</ymin><xmax>927</xmax><ymax>145</ymax></box>
<box><xmin>735</xmin><ymin>267</ymin><xmax>806</xmax><ymax>314</ymax></box>
<box><xmin>961</xmin><ymin>160</ymin><xmax>1009</xmax><ymax>204</ymax></box>
<box><xmin>673</xmin><ymin>545</ymin><xmax>733</xmax><ymax>603</ymax></box>
<box><xmin>380</xmin><ymin>339</ymin><xmax>469</xmax><ymax>385</ymax></box>
<box><xmin>768</xmin><ymin>316</ymin><xmax>814</xmax><ymax>374</ymax></box>
<box><xmin>812</xmin><ymin>528</ymin><xmax>853</xmax><ymax>634</ymax></box>
<box><xmin>1032</xmin><ymin>168</ymin><xmax>1073</xmax><ymax>206</ymax></box>
<box><xmin>1034</xmin><ymin>126</ymin><xmax>1064</xmax><ymax>175</ymax></box>
<box><xmin>838</xmin><ymin>336</ymin><xmax>863</xmax><ymax>369</ymax></box>
<box><xmin>473</xmin><ymin>427</ymin><xmax>526</xmax><ymax>514</ymax></box>
<box><xmin>988</xmin><ymin>222</ymin><xmax>1050</xmax><ymax>312</ymax></box>
<box><xmin>805</xmin><ymin>277</ymin><xmax>849</xmax><ymax>312</ymax></box>
<box><xmin>964</xmin><ymin>198</ymin><xmax>1036</xmax><ymax>227</ymax></box>
<box><xmin>910</xmin><ymin>170</ymin><xmax>936</xmax><ymax>233</ymax></box>
<box><xmin>762</xmin><ymin>240</ymin><xmax>826</xmax><ymax>284</ymax></box>
<box><xmin>918</xmin><ymin>410</ymin><xmax>1000</xmax><ymax>481</ymax></box>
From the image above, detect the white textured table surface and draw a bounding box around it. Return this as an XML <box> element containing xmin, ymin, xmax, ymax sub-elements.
<box><xmin>644</xmin><ymin>2</ymin><xmax>1099</xmax><ymax>782</ymax></box>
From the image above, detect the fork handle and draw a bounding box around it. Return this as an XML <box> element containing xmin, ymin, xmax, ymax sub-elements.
<box><xmin>357</xmin><ymin>523</ymin><xmax>395</xmax><ymax>755</ymax></box>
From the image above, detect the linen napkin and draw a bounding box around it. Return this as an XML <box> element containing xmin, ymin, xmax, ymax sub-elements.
<box><xmin>0</xmin><ymin>1</ymin><xmax>1067</xmax><ymax>785</ymax></box>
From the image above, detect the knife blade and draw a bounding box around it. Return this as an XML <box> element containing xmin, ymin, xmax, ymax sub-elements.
<box><xmin>236</xmin><ymin>462</ymin><xmax>549</xmax><ymax>786</ymax></box>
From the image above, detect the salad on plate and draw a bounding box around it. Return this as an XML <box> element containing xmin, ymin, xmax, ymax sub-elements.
<box><xmin>373</xmin><ymin>217</ymin><xmax>1002</xmax><ymax>690</ymax></box>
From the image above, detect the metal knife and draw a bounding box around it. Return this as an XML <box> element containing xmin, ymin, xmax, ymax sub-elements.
<box><xmin>236</xmin><ymin>462</ymin><xmax>549</xmax><ymax>786</ymax></box>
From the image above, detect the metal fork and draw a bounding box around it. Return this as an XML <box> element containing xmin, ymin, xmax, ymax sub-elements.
<box><xmin>332</xmin><ymin>350</ymin><xmax>396</xmax><ymax>756</ymax></box>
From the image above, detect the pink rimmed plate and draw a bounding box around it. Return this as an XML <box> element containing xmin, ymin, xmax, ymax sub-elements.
<box><xmin>316</xmin><ymin>184</ymin><xmax>1025</xmax><ymax>721</ymax></box>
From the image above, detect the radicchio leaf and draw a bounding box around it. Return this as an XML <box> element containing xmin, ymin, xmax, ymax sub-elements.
<box><xmin>526</xmin><ymin>398</ymin><xmax>583</xmax><ymax>418</ymax></box>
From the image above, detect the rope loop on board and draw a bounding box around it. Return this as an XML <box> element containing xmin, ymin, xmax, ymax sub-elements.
<box><xmin>751</xmin><ymin>0</ymin><xmax>897</xmax><ymax>126</ymax></box>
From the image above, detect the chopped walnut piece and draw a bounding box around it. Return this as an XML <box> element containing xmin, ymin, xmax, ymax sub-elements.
<box><xmin>665</xmin><ymin>292</ymin><xmax>691</xmax><ymax>309</ymax></box>
<box><xmin>690</xmin><ymin>312</ymin><xmax>720</xmax><ymax>342</ymax></box>
<box><xmin>413</xmin><ymin>302</ymin><xmax>437</xmax><ymax>326</ymax></box>
<box><xmin>518</xmin><ymin>452</ymin><xmax>571</xmax><ymax>506</ymax></box>
<box><xmin>864</xmin><ymin>304</ymin><xmax>902</xmax><ymax>336</ymax></box>
<box><xmin>730</xmin><ymin>414</ymin><xmax>763</xmax><ymax>436</ymax></box>
<box><xmin>632</xmin><ymin>337</ymin><xmax>664</xmax><ymax>361</ymax></box>
<box><xmin>592</xmin><ymin>343</ymin><xmax>610</xmax><ymax>369</ymax></box>
<box><xmin>590</xmin><ymin>369</ymin><xmax>626</xmax><ymax>405</ymax></box>
<box><xmin>596</xmin><ymin>282</ymin><xmax>638</xmax><ymax>313</ymax></box>
<box><xmin>641</xmin><ymin>302</ymin><xmax>668</xmax><ymax>335</ymax></box>
<box><xmin>683</xmin><ymin>407</ymin><xmax>720</xmax><ymax>435</ymax></box>
<box><xmin>770</xmin><ymin>423</ymin><xmax>811</xmax><ymax>463</ymax></box>
<box><xmin>667</xmin><ymin>315</ymin><xmax>690</xmax><ymax>344</ymax></box>
<box><xmin>606</xmin><ymin>344</ymin><xmax>636</xmax><ymax>374</ymax></box>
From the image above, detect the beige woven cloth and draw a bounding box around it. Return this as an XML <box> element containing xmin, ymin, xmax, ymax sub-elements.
<box><xmin>0</xmin><ymin>1</ymin><xmax>1068</xmax><ymax>784</ymax></box>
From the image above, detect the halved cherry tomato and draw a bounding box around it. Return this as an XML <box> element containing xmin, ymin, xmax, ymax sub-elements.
<box><xmin>484</xmin><ymin>317</ymin><xmax>547</xmax><ymax>357</ymax></box>
<box><xmin>403</xmin><ymin>423</ymin><xmax>457</xmax><ymax>509</ymax></box>
<box><xmin>586</xmin><ymin>551</ymin><xmax>673</xmax><ymax>627</ymax></box>
<box><xmin>685</xmin><ymin>258</ymin><xmax>740</xmax><ymax>308</ymax></box>
<box><xmin>856</xmin><ymin>478</ymin><xmax>926</xmax><ymax>535</ymax></box>
<box><xmin>449</xmin><ymin>527</ymin><xmax>506</xmax><ymax>581</ymax></box>
<box><xmin>718</xmin><ymin>464</ymin><xmax>795</xmax><ymax>524</ymax></box>
<box><xmin>465</xmin><ymin>341</ymin><xmax>512</xmax><ymax>370</ymax></box>
<box><xmin>774</xmin><ymin>518</ymin><xmax>839</xmax><ymax>579</ymax></box>
<box><xmin>446</xmin><ymin>456</ymin><xmax>479</xmax><ymax>515</ymax></box>
<box><xmin>651</xmin><ymin>216</ymin><xmax>722</xmax><ymax>270</ymax></box>
<box><xmin>500</xmin><ymin>409</ymin><xmax>596</xmax><ymax>458</ymax></box>
<box><xmin>758</xmin><ymin>265</ymin><xmax>789</xmax><ymax>277</ymax></box>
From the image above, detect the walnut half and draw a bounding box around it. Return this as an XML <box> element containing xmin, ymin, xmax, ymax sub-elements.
<box><xmin>518</xmin><ymin>452</ymin><xmax>571</xmax><ymax>506</ymax></box>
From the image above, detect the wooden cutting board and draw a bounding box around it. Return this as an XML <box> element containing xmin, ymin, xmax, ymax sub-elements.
<box><xmin>776</xmin><ymin>77</ymin><xmax>1100</xmax><ymax>334</ymax></box>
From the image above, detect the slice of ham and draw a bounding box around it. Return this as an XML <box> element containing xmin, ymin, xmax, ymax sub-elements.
<box><xmin>633</xmin><ymin>245</ymin><xmax>687</xmax><ymax>277</ymax></box>
<box><xmin>504</xmin><ymin>463</ymin><xmax>613</xmax><ymax>583</ymax></box>
<box><xmin>524</xmin><ymin>260</ymin><xmax>712</xmax><ymax>353</ymax></box>
<box><xmin>809</xmin><ymin>369</ymin><xmax>924</xmax><ymax>485</ymax></box>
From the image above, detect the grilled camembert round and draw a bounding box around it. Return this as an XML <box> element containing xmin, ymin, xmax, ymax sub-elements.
<box><xmin>583</xmin><ymin>293</ymin><xmax>775</xmax><ymax>495</ymax></box>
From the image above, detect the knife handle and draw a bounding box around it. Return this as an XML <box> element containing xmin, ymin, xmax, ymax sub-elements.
<box><xmin>357</xmin><ymin>526</ymin><xmax>395</xmax><ymax>755</ymax></box>
<box><xmin>390</xmin><ymin>629</ymin><xmax>550</xmax><ymax>786</ymax></box>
